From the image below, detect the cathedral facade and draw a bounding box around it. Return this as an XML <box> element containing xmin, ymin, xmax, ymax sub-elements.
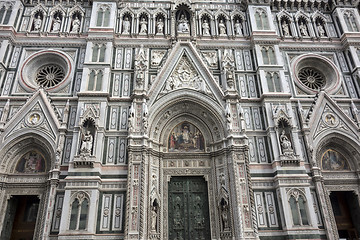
<box><xmin>0</xmin><ymin>0</ymin><xmax>360</xmax><ymax>239</ymax></box>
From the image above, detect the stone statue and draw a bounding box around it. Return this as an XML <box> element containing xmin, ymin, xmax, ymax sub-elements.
<box><xmin>151</xmin><ymin>206</ymin><xmax>157</xmax><ymax>231</ymax></box>
<box><xmin>317</xmin><ymin>23</ymin><xmax>325</xmax><ymax>37</ymax></box>
<box><xmin>234</xmin><ymin>20</ymin><xmax>242</xmax><ymax>36</ymax></box>
<box><xmin>34</xmin><ymin>16</ymin><xmax>42</xmax><ymax>31</ymax></box>
<box><xmin>221</xmin><ymin>202</ymin><xmax>229</xmax><ymax>230</ymax></box>
<box><xmin>280</xmin><ymin>130</ymin><xmax>292</xmax><ymax>152</ymax></box>
<box><xmin>282</xmin><ymin>21</ymin><xmax>290</xmax><ymax>36</ymax></box>
<box><xmin>299</xmin><ymin>22</ymin><xmax>308</xmax><ymax>36</ymax></box>
<box><xmin>81</xmin><ymin>130</ymin><xmax>93</xmax><ymax>154</ymax></box>
<box><xmin>178</xmin><ymin>14</ymin><xmax>189</xmax><ymax>33</ymax></box>
<box><xmin>139</xmin><ymin>18</ymin><xmax>147</xmax><ymax>34</ymax></box>
<box><xmin>219</xmin><ymin>19</ymin><xmax>227</xmax><ymax>36</ymax></box>
<box><xmin>71</xmin><ymin>16</ymin><xmax>81</xmax><ymax>33</ymax></box>
<box><xmin>156</xmin><ymin>18</ymin><xmax>164</xmax><ymax>34</ymax></box>
<box><xmin>122</xmin><ymin>17</ymin><xmax>131</xmax><ymax>34</ymax></box>
<box><xmin>202</xmin><ymin>19</ymin><xmax>210</xmax><ymax>36</ymax></box>
<box><xmin>52</xmin><ymin>17</ymin><xmax>61</xmax><ymax>32</ymax></box>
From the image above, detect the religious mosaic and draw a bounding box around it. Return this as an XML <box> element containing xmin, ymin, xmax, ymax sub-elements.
<box><xmin>321</xmin><ymin>149</ymin><xmax>350</xmax><ymax>171</ymax></box>
<box><xmin>168</xmin><ymin>122</ymin><xmax>204</xmax><ymax>152</ymax></box>
<box><xmin>15</xmin><ymin>150</ymin><xmax>45</xmax><ymax>173</ymax></box>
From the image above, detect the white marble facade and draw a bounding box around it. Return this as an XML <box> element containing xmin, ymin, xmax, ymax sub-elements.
<box><xmin>0</xmin><ymin>0</ymin><xmax>360</xmax><ymax>240</ymax></box>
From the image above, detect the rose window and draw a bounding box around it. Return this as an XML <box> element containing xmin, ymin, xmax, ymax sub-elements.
<box><xmin>35</xmin><ymin>64</ymin><xmax>65</xmax><ymax>88</ymax></box>
<box><xmin>298</xmin><ymin>67</ymin><xmax>325</xmax><ymax>90</ymax></box>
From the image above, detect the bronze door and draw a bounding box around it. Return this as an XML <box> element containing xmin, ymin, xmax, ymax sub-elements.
<box><xmin>168</xmin><ymin>176</ymin><xmax>211</xmax><ymax>240</ymax></box>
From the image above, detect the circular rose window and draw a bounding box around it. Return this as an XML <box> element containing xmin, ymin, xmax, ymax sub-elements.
<box><xmin>20</xmin><ymin>50</ymin><xmax>74</xmax><ymax>92</ymax></box>
<box><xmin>36</xmin><ymin>64</ymin><xmax>65</xmax><ymax>88</ymax></box>
<box><xmin>298</xmin><ymin>67</ymin><xmax>325</xmax><ymax>90</ymax></box>
<box><xmin>292</xmin><ymin>54</ymin><xmax>341</xmax><ymax>95</ymax></box>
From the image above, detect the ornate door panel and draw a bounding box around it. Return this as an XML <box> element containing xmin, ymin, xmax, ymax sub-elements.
<box><xmin>168</xmin><ymin>177</ymin><xmax>211</xmax><ymax>240</ymax></box>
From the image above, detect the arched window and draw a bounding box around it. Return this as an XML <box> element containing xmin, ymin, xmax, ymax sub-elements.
<box><xmin>69</xmin><ymin>192</ymin><xmax>89</xmax><ymax>230</ymax></box>
<box><xmin>289</xmin><ymin>191</ymin><xmax>309</xmax><ymax>226</ymax></box>
<box><xmin>255</xmin><ymin>9</ymin><xmax>269</xmax><ymax>30</ymax></box>
<box><xmin>266</xmin><ymin>72</ymin><xmax>281</xmax><ymax>92</ymax></box>
<box><xmin>88</xmin><ymin>70</ymin><xmax>103</xmax><ymax>91</ymax></box>
<box><xmin>261</xmin><ymin>46</ymin><xmax>276</xmax><ymax>65</ymax></box>
<box><xmin>92</xmin><ymin>44</ymin><xmax>99</xmax><ymax>62</ymax></box>
<box><xmin>96</xmin><ymin>6</ymin><xmax>110</xmax><ymax>27</ymax></box>
<box><xmin>92</xmin><ymin>44</ymin><xmax>106</xmax><ymax>62</ymax></box>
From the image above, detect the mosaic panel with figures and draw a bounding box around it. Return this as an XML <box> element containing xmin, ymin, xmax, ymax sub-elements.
<box><xmin>168</xmin><ymin>122</ymin><xmax>204</xmax><ymax>152</ymax></box>
<box><xmin>321</xmin><ymin>149</ymin><xmax>350</xmax><ymax>171</ymax></box>
<box><xmin>15</xmin><ymin>150</ymin><xmax>46</xmax><ymax>173</ymax></box>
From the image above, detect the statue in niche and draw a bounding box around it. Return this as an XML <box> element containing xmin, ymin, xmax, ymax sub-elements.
<box><xmin>177</xmin><ymin>14</ymin><xmax>189</xmax><ymax>33</ymax></box>
<box><xmin>222</xmin><ymin>50</ymin><xmax>235</xmax><ymax>89</ymax></box>
<box><xmin>71</xmin><ymin>16</ymin><xmax>81</xmax><ymax>33</ymax></box>
<box><xmin>156</xmin><ymin>18</ymin><xmax>164</xmax><ymax>34</ymax></box>
<box><xmin>317</xmin><ymin>22</ymin><xmax>325</xmax><ymax>37</ymax></box>
<box><xmin>134</xmin><ymin>47</ymin><xmax>148</xmax><ymax>88</ymax></box>
<box><xmin>219</xmin><ymin>19</ymin><xmax>227</xmax><ymax>36</ymax></box>
<box><xmin>202</xmin><ymin>19</ymin><xmax>210</xmax><ymax>35</ymax></box>
<box><xmin>280</xmin><ymin>130</ymin><xmax>292</xmax><ymax>153</ymax></box>
<box><xmin>52</xmin><ymin>17</ymin><xmax>61</xmax><ymax>32</ymax></box>
<box><xmin>151</xmin><ymin>206</ymin><xmax>157</xmax><ymax>231</ymax></box>
<box><xmin>139</xmin><ymin>18</ymin><xmax>147</xmax><ymax>34</ymax></box>
<box><xmin>299</xmin><ymin>21</ymin><xmax>308</xmax><ymax>36</ymax></box>
<box><xmin>33</xmin><ymin>15</ymin><xmax>42</xmax><ymax>31</ymax></box>
<box><xmin>220</xmin><ymin>198</ymin><xmax>229</xmax><ymax>231</ymax></box>
<box><xmin>122</xmin><ymin>17</ymin><xmax>131</xmax><ymax>34</ymax></box>
<box><xmin>81</xmin><ymin>130</ymin><xmax>93</xmax><ymax>154</ymax></box>
<box><xmin>282</xmin><ymin>21</ymin><xmax>290</xmax><ymax>36</ymax></box>
<box><xmin>234</xmin><ymin>19</ymin><xmax>242</xmax><ymax>36</ymax></box>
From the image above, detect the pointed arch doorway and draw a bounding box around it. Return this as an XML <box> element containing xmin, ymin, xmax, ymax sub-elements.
<box><xmin>168</xmin><ymin>176</ymin><xmax>211</xmax><ymax>240</ymax></box>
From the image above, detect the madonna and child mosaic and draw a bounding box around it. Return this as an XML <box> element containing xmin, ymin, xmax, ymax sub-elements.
<box><xmin>168</xmin><ymin>122</ymin><xmax>204</xmax><ymax>152</ymax></box>
<box><xmin>321</xmin><ymin>149</ymin><xmax>350</xmax><ymax>171</ymax></box>
<box><xmin>15</xmin><ymin>150</ymin><xmax>45</xmax><ymax>173</ymax></box>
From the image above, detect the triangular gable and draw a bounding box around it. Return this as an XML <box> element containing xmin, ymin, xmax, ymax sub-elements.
<box><xmin>308</xmin><ymin>91</ymin><xmax>359</xmax><ymax>142</ymax></box>
<box><xmin>148</xmin><ymin>42</ymin><xmax>224</xmax><ymax>107</ymax></box>
<box><xmin>1</xmin><ymin>89</ymin><xmax>61</xmax><ymax>144</ymax></box>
